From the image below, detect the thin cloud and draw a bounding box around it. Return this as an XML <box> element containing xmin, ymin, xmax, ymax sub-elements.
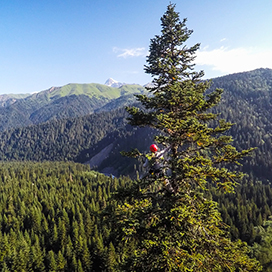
<box><xmin>113</xmin><ymin>47</ymin><xmax>146</xmax><ymax>58</ymax></box>
<box><xmin>196</xmin><ymin>46</ymin><xmax>272</xmax><ymax>74</ymax></box>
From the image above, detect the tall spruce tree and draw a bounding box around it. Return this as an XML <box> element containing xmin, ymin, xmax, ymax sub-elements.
<box><xmin>109</xmin><ymin>4</ymin><xmax>262</xmax><ymax>272</ymax></box>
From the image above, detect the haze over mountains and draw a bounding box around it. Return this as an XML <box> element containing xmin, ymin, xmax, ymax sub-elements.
<box><xmin>0</xmin><ymin>68</ymin><xmax>272</xmax><ymax>180</ymax></box>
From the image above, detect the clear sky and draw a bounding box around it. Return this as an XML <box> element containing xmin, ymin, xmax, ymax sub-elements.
<box><xmin>1</xmin><ymin>0</ymin><xmax>272</xmax><ymax>94</ymax></box>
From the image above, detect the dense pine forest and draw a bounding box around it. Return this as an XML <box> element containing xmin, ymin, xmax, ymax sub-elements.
<box><xmin>0</xmin><ymin>161</ymin><xmax>126</xmax><ymax>271</ymax></box>
<box><xmin>0</xmin><ymin>161</ymin><xmax>270</xmax><ymax>271</ymax></box>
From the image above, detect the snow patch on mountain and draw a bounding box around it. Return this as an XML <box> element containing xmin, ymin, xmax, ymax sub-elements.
<box><xmin>143</xmin><ymin>82</ymin><xmax>155</xmax><ymax>88</ymax></box>
<box><xmin>104</xmin><ymin>78</ymin><xmax>125</xmax><ymax>88</ymax></box>
<box><xmin>105</xmin><ymin>78</ymin><xmax>153</xmax><ymax>88</ymax></box>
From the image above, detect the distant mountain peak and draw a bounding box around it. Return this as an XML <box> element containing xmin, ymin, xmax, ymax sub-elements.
<box><xmin>104</xmin><ymin>78</ymin><xmax>124</xmax><ymax>88</ymax></box>
<box><xmin>144</xmin><ymin>82</ymin><xmax>155</xmax><ymax>88</ymax></box>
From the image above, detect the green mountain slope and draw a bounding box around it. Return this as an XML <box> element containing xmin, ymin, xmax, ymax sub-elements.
<box><xmin>0</xmin><ymin>83</ymin><xmax>147</xmax><ymax>131</ymax></box>
<box><xmin>0</xmin><ymin>93</ymin><xmax>30</xmax><ymax>107</ymax></box>
<box><xmin>30</xmin><ymin>83</ymin><xmax>145</xmax><ymax>101</ymax></box>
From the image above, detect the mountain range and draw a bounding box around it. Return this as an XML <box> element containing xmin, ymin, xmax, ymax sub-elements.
<box><xmin>0</xmin><ymin>81</ymin><xmax>147</xmax><ymax>132</ymax></box>
<box><xmin>0</xmin><ymin>69</ymin><xmax>272</xmax><ymax>180</ymax></box>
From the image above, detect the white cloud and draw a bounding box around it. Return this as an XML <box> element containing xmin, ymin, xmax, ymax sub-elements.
<box><xmin>196</xmin><ymin>46</ymin><xmax>272</xmax><ymax>74</ymax></box>
<box><xmin>113</xmin><ymin>47</ymin><xmax>146</xmax><ymax>58</ymax></box>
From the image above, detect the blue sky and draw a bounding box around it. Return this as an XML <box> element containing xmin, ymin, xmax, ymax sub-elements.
<box><xmin>1</xmin><ymin>0</ymin><xmax>272</xmax><ymax>94</ymax></box>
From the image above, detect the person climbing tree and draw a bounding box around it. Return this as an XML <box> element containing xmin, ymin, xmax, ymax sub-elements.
<box><xmin>108</xmin><ymin>3</ymin><xmax>262</xmax><ymax>271</ymax></box>
<box><xmin>142</xmin><ymin>144</ymin><xmax>169</xmax><ymax>176</ymax></box>
<box><xmin>142</xmin><ymin>144</ymin><xmax>174</xmax><ymax>193</ymax></box>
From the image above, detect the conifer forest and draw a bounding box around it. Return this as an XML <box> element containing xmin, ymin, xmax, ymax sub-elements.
<box><xmin>1</xmin><ymin>3</ymin><xmax>272</xmax><ymax>272</ymax></box>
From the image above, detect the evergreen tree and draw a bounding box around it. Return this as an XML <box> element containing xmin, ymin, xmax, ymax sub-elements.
<box><xmin>56</xmin><ymin>250</ymin><xmax>66</xmax><ymax>271</ymax></box>
<box><xmin>1</xmin><ymin>262</ymin><xmax>10</xmax><ymax>272</ymax></box>
<box><xmin>110</xmin><ymin>4</ymin><xmax>261</xmax><ymax>271</ymax></box>
<box><xmin>77</xmin><ymin>259</ymin><xmax>84</xmax><ymax>272</ymax></box>
<box><xmin>107</xmin><ymin>242</ymin><xmax>118</xmax><ymax>272</ymax></box>
<box><xmin>251</xmin><ymin>218</ymin><xmax>272</xmax><ymax>271</ymax></box>
<box><xmin>46</xmin><ymin>250</ymin><xmax>57</xmax><ymax>272</ymax></box>
<box><xmin>31</xmin><ymin>241</ymin><xmax>46</xmax><ymax>272</ymax></box>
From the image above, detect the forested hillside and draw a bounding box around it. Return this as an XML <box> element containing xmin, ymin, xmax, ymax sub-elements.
<box><xmin>0</xmin><ymin>108</ymin><xmax>129</xmax><ymax>162</ymax></box>
<box><xmin>211</xmin><ymin>68</ymin><xmax>272</xmax><ymax>182</ymax></box>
